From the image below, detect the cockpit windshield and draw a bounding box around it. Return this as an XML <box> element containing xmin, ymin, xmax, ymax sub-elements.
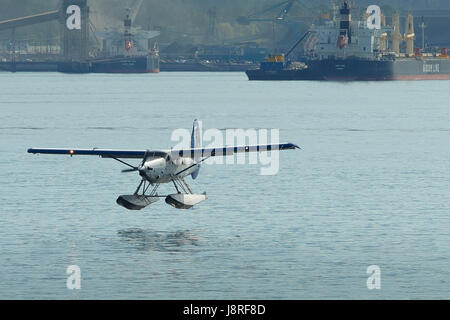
<box><xmin>147</xmin><ymin>151</ymin><xmax>169</xmax><ymax>159</ymax></box>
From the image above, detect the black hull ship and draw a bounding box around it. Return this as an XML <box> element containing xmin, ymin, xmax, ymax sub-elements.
<box><xmin>247</xmin><ymin>1</ymin><xmax>450</xmax><ymax>81</ymax></box>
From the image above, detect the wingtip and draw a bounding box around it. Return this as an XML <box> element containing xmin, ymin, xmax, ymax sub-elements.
<box><xmin>289</xmin><ymin>143</ymin><xmax>301</xmax><ymax>150</ymax></box>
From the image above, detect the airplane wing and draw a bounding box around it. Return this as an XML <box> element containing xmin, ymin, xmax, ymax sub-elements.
<box><xmin>28</xmin><ymin>142</ymin><xmax>299</xmax><ymax>159</ymax></box>
<box><xmin>171</xmin><ymin>142</ymin><xmax>299</xmax><ymax>158</ymax></box>
<box><xmin>27</xmin><ymin>148</ymin><xmax>155</xmax><ymax>159</ymax></box>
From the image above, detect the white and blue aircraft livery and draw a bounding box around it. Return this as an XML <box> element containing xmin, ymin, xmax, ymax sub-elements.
<box><xmin>28</xmin><ymin>120</ymin><xmax>299</xmax><ymax>210</ymax></box>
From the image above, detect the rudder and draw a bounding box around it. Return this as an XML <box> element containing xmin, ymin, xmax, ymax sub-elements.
<box><xmin>191</xmin><ymin>119</ymin><xmax>202</xmax><ymax>179</ymax></box>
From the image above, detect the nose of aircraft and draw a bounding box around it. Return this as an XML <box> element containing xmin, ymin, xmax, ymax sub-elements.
<box><xmin>138</xmin><ymin>166</ymin><xmax>152</xmax><ymax>178</ymax></box>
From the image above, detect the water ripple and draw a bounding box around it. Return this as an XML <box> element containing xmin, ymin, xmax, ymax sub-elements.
<box><xmin>117</xmin><ymin>228</ymin><xmax>199</xmax><ymax>252</ymax></box>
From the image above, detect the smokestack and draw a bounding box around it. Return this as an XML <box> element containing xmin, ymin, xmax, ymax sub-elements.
<box><xmin>392</xmin><ymin>13</ymin><xmax>402</xmax><ymax>56</ymax></box>
<box><xmin>405</xmin><ymin>13</ymin><xmax>415</xmax><ymax>57</ymax></box>
<box><xmin>339</xmin><ymin>1</ymin><xmax>352</xmax><ymax>44</ymax></box>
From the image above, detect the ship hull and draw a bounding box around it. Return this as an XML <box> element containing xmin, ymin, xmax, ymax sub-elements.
<box><xmin>160</xmin><ymin>61</ymin><xmax>258</xmax><ymax>72</ymax></box>
<box><xmin>0</xmin><ymin>61</ymin><xmax>58</xmax><ymax>72</ymax></box>
<box><xmin>90</xmin><ymin>55</ymin><xmax>160</xmax><ymax>73</ymax></box>
<box><xmin>246</xmin><ymin>58</ymin><xmax>450</xmax><ymax>81</ymax></box>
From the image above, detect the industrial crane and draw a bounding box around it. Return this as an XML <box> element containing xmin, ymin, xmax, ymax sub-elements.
<box><xmin>237</xmin><ymin>0</ymin><xmax>300</xmax><ymax>25</ymax></box>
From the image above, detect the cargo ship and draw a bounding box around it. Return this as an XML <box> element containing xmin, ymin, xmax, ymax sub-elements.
<box><xmin>89</xmin><ymin>52</ymin><xmax>159</xmax><ymax>74</ymax></box>
<box><xmin>58</xmin><ymin>46</ymin><xmax>160</xmax><ymax>74</ymax></box>
<box><xmin>2</xmin><ymin>54</ymin><xmax>160</xmax><ymax>74</ymax></box>
<box><xmin>88</xmin><ymin>7</ymin><xmax>160</xmax><ymax>74</ymax></box>
<box><xmin>246</xmin><ymin>1</ymin><xmax>450</xmax><ymax>81</ymax></box>
<box><xmin>59</xmin><ymin>4</ymin><xmax>160</xmax><ymax>74</ymax></box>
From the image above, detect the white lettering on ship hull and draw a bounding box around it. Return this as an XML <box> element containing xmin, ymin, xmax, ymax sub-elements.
<box><xmin>423</xmin><ymin>64</ymin><xmax>440</xmax><ymax>73</ymax></box>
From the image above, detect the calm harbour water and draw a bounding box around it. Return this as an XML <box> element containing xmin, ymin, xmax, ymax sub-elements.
<box><xmin>0</xmin><ymin>72</ymin><xmax>449</xmax><ymax>299</ymax></box>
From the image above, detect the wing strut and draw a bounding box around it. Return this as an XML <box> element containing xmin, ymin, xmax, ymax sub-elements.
<box><xmin>112</xmin><ymin>157</ymin><xmax>138</xmax><ymax>171</ymax></box>
<box><xmin>175</xmin><ymin>156</ymin><xmax>211</xmax><ymax>176</ymax></box>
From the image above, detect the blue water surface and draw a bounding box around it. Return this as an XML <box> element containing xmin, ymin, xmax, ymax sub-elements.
<box><xmin>0</xmin><ymin>72</ymin><xmax>449</xmax><ymax>299</ymax></box>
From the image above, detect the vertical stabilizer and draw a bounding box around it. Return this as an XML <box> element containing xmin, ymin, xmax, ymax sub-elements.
<box><xmin>190</xmin><ymin>119</ymin><xmax>202</xmax><ymax>179</ymax></box>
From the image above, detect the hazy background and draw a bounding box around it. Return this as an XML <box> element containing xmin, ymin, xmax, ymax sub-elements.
<box><xmin>1</xmin><ymin>0</ymin><xmax>450</xmax><ymax>51</ymax></box>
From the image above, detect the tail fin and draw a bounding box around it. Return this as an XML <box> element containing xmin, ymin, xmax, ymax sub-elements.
<box><xmin>191</xmin><ymin>119</ymin><xmax>202</xmax><ymax>179</ymax></box>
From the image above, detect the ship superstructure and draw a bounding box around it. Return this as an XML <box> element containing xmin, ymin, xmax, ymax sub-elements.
<box><xmin>91</xmin><ymin>3</ymin><xmax>160</xmax><ymax>73</ymax></box>
<box><xmin>310</xmin><ymin>2</ymin><xmax>391</xmax><ymax>60</ymax></box>
<box><xmin>246</xmin><ymin>1</ymin><xmax>450</xmax><ymax>81</ymax></box>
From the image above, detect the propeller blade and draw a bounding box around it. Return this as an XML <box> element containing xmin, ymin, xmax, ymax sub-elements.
<box><xmin>141</xmin><ymin>150</ymin><xmax>151</xmax><ymax>166</ymax></box>
<box><xmin>119</xmin><ymin>150</ymin><xmax>151</xmax><ymax>173</ymax></box>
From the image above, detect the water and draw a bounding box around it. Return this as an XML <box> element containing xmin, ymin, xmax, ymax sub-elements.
<box><xmin>0</xmin><ymin>72</ymin><xmax>449</xmax><ymax>299</ymax></box>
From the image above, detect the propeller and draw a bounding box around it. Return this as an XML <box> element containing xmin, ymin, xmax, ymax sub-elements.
<box><xmin>121</xmin><ymin>150</ymin><xmax>151</xmax><ymax>173</ymax></box>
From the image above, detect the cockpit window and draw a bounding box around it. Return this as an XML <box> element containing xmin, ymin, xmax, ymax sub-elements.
<box><xmin>147</xmin><ymin>151</ymin><xmax>168</xmax><ymax>159</ymax></box>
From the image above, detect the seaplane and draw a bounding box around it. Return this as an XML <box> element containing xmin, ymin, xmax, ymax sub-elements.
<box><xmin>27</xmin><ymin>120</ymin><xmax>299</xmax><ymax>210</ymax></box>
